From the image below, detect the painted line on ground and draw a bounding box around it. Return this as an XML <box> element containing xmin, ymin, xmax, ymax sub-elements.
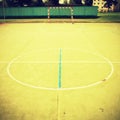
<box><xmin>6</xmin><ymin>50</ymin><xmax>114</xmax><ymax>91</ymax></box>
<box><xmin>58</xmin><ymin>48</ymin><xmax>62</xmax><ymax>88</ymax></box>
<box><xmin>0</xmin><ymin>61</ymin><xmax>120</xmax><ymax>64</ymax></box>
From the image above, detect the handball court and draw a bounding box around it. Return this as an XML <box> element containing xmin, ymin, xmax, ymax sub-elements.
<box><xmin>0</xmin><ymin>23</ymin><xmax>120</xmax><ymax>120</ymax></box>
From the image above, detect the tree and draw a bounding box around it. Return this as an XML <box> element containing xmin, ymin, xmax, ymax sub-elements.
<box><xmin>84</xmin><ymin>0</ymin><xmax>93</xmax><ymax>6</ymax></box>
<box><xmin>44</xmin><ymin>0</ymin><xmax>59</xmax><ymax>6</ymax></box>
<box><xmin>104</xmin><ymin>0</ymin><xmax>118</xmax><ymax>10</ymax></box>
<box><xmin>30</xmin><ymin>0</ymin><xmax>44</xmax><ymax>6</ymax></box>
<box><xmin>74</xmin><ymin>0</ymin><xmax>82</xmax><ymax>5</ymax></box>
<box><xmin>19</xmin><ymin>0</ymin><xmax>32</xmax><ymax>7</ymax></box>
<box><xmin>52</xmin><ymin>0</ymin><xmax>59</xmax><ymax>6</ymax></box>
<box><xmin>0</xmin><ymin>0</ymin><xmax>8</xmax><ymax>7</ymax></box>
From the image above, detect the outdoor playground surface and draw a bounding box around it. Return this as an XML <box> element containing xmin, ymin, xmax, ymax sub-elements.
<box><xmin>0</xmin><ymin>23</ymin><xmax>120</xmax><ymax>120</ymax></box>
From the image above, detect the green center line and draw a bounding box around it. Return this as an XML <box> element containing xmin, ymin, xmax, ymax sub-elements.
<box><xmin>58</xmin><ymin>48</ymin><xmax>62</xmax><ymax>88</ymax></box>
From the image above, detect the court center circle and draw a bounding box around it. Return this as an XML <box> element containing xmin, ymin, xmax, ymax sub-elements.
<box><xmin>7</xmin><ymin>49</ymin><xmax>114</xmax><ymax>91</ymax></box>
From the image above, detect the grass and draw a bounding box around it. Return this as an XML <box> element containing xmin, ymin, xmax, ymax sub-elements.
<box><xmin>97</xmin><ymin>12</ymin><xmax>120</xmax><ymax>22</ymax></box>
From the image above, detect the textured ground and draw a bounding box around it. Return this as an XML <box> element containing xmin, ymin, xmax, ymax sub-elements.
<box><xmin>0</xmin><ymin>23</ymin><xmax>120</xmax><ymax>120</ymax></box>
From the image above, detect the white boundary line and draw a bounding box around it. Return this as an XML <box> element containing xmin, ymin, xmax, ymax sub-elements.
<box><xmin>6</xmin><ymin>49</ymin><xmax>114</xmax><ymax>91</ymax></box>
<box><xmin>0</xmin><ymin>61</ymin><xmax>120</xmax><ymax>64</ymax></box>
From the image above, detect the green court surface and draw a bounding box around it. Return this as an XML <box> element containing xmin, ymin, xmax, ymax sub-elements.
<box><xmin>0</xmin><ymin>23</ymin><xmax>120</xmax><ymax>120</ymax></box>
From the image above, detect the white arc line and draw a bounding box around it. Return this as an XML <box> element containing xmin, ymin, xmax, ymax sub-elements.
<box><xmin>0</xmin><ymin>61</ymin><xmax>120</xmax><ymax>64</ymax></box>
<box><xmin>6</xmin><ymin>50</ymin><xmax>114</xmax><ymax>91</ymax></box>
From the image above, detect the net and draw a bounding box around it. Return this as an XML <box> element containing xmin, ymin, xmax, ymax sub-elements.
<box><xmin>0</xmin><ymin>0</ymin><xmax>98</xmax><ymax>23</ymax></box>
